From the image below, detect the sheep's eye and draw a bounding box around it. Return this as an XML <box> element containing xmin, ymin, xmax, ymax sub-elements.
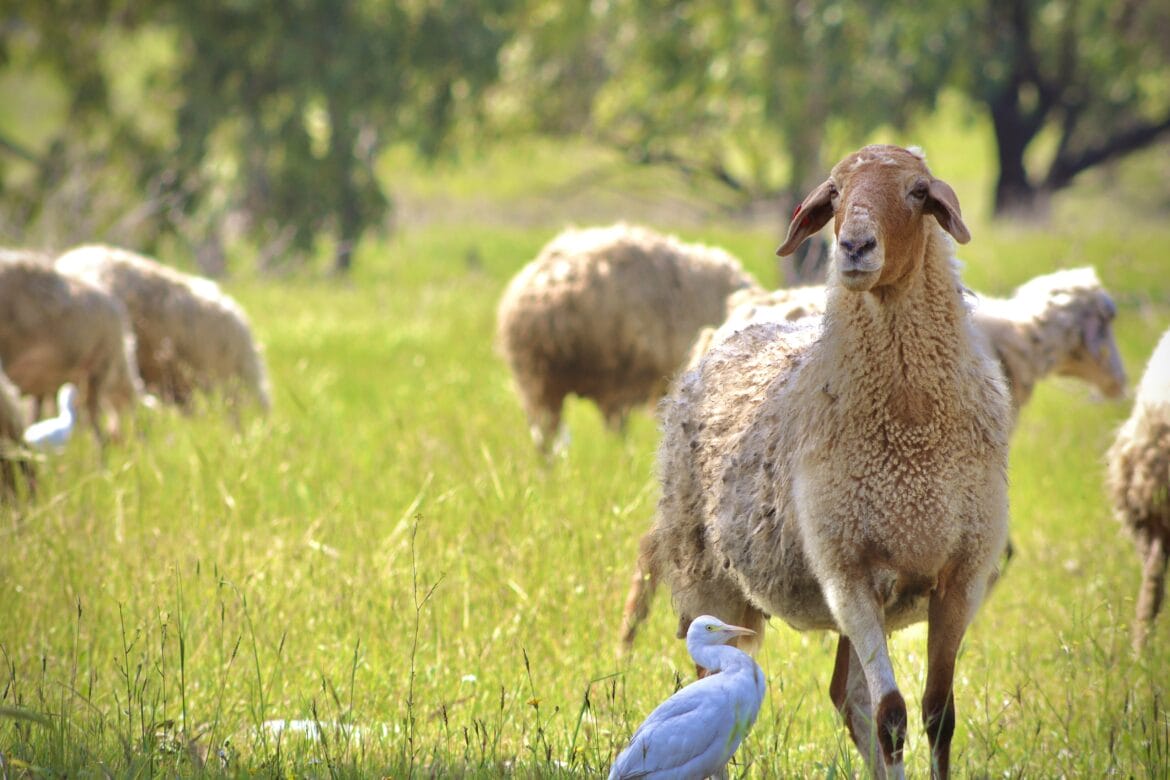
<box><xmin>828</xmin><ymin>184</ymin><xmax>839</xmax><ymax>201</ymax></box>
<box><xmin>910</xmin><ymin>182</ymin><xmax>929</xmax><ymax>200</ymax></box>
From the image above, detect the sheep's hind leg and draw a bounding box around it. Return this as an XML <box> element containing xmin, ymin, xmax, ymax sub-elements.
<box><xmin>616</xmin><ymin>537</ymin><xmax>658</xmax><ymax>656</ymax></box>
<box><xmin>1133</xmin><ymin>533</ymin><xmax>1167</xmax><ymax>652</ymax></box>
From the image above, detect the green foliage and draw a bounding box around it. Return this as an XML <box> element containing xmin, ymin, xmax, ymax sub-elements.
<box><xmin>0</xmin><ymin>127</ymin><xmax>1168</xmax><ymax>776</ymax></box>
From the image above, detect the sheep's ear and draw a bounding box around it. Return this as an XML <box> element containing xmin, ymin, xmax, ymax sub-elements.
<box><xmin>925</xmin><ymin>178</ymin><xmax>971</xmax><ymax>244</ymax></box>
<box><xmin>776</xmin><ymin>180</ymin><xmax>834</xmax><ymax>257</ymax></box>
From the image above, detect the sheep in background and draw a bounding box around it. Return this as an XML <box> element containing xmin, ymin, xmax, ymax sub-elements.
<box><xmin>496</xmin><ymin>223</ymin><xmax>761</xmax><ymax>452</ymax></box>
<box><xmin>0</xmin><ymin>249</ymin><xmax>143</xmax><ymax>443</ymax></box>
<box><xmin>687</xmin><ymin>267</ymin><xmax>1126</xmax><ymax>423</ymax></box>
<box><xmin>1106</xmin><ymin>327</ymin><xmax>1170</xmax><ymax>652</ymax></box>
<box><xmin>634</xmin><ymin>146</ymin><xmax>1010</xmax><ymax>779</ymax></box>
<box><xmin>56</xmin><ymin>245</ymin><xmax>271</xmax><ymax>414</ymax></box>
<box><xmin>0</xmin><ymin>362</ymin><xmax>35</xmax><ymax>499</ymax></box>
<box><xmin>973</xmin><ymin>267</ymin><xmax>1125</xmax><ymax>420</ymax></box>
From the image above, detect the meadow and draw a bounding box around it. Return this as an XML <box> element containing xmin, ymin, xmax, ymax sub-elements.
<box><xmin>2</xmin><ymin>111</ymin><xmax>1169</xmax><ymax>777</ymax></box>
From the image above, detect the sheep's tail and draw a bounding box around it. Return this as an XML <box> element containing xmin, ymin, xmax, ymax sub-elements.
<box><xmin>616</xmin><ymin>541</ymin><xmax>659</xmax><ymax>657</ymax></box>
<box><xmin>1133</xmin><ymin>533</ymin><xmax>1167</xmax><ymax>653</ymax></box>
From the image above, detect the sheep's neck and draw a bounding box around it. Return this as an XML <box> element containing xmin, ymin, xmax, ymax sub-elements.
<box><xmin>979</xmin><ymin>301</ymin><xmax>1072</xmax><ymax>411</ymax></box>
<box><xmin>823</xmin><ymin>231</ymin><xmax>972</xmax><ymax>400</ymax></box>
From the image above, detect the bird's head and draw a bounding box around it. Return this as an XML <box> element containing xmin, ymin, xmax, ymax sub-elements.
<box><xmin>58</xmin><ymin>383</ymin><xmax>78</xmax><ymax>412</ymax></box>
<box><xmin>686</xmin><ymin>615</ymin><xmax>757</xmax><ymax>647</ymax></box>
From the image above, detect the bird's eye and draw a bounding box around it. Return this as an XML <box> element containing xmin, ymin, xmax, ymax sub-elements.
<box><xmin>706</xmin><ymin>624</ymin><xmax>716</xmax><ymax>631</ymax></box>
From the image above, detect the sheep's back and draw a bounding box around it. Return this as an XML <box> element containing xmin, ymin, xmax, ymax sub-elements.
<box><xmin>498</xmin><ymin>226</ymin><xmax>756</xmax><ymax>387</ymax></box>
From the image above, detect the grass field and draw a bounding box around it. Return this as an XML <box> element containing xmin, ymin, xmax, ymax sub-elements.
<box><xmin>2</xmin><ymin>115</ymin><xmax>1169</xmax><ymax>777</ymax></box>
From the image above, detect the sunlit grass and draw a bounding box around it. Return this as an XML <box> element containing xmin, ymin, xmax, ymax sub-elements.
<box><xmin>2</xmin><ymin>127</ymin><xmax>1169</xmax><ymax>776</ymax></box>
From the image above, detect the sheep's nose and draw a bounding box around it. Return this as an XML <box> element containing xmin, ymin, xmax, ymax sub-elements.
<box><xmin>839</xmin><ymin>237</ymin><xmax>876</xmax><ymax>261</ymax></box>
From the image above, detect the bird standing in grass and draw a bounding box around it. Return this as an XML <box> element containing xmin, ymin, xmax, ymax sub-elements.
<box><xmin>23</xmin><ymin>383</ymin><xmax>78</xmax><ymax>452</ymax></box>
<box><xmin>610</xmin><ymin>615</ymin><xmax>766</xmax><ymax>780</ymax></box>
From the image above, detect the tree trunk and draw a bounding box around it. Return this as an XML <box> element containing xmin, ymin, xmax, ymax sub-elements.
<box><xmin>988</xmin><ymin>90</ymin><xmax>1047</xmax><ymax>218</ymax></box>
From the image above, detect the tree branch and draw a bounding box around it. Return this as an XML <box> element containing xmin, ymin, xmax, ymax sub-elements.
<box><xmin>1045</xmin><ymin>113</ymin><xmax>1170</xmax><ymax>190</ymax></box>
<box><xmin>0</xmin><ymin>134</ymin><xmax>43</xmax><ymax>166</ymax></box>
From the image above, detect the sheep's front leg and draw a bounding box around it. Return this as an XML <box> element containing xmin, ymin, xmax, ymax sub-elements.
<box><xmin>922</xmin><ymin>573</ymin><xmax>985</xmax><ymax>780</ymax></box>
<box><xmin>825</xmin><ymin>586</ymin><xmax>905</xmax><ymax>780</ymax></box>
<box><xmin>829</xmin><ymin>636</ymin><xmax>877</xmax><ymax>767</ymax></box>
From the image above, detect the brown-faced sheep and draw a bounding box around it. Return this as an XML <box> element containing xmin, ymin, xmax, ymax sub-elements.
<box><xmin>495</xmin><ymin>223</ymin><xmax>760</xmax><ymax>452</ymax></box>
<box><xmin>55</xmin><ymin>245</ymin><xmax>271</xmax><ymax>414</ymax></box>
<box><xmin>0</xmin><ymin>249</ymin><xmax>142</xmax><ymax>443</ymax></box>
<box><xmin>630</xmin><ymin>146</ymin><xmax>1010</xmax><ymax>779</ymax></box>
<box><xmin>0</xmin><ymin>362</ymin><xmax>35</xmax><ymax>499</ymax></box>
<box><xmin>1106</xmin><ymin>327</ymin><xmax>1170</xmax><ymax>652</ymax></box>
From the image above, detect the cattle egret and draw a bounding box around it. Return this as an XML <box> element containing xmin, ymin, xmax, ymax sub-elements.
<box><xmin>610</xmin><ymin>615</ymin><xmax>766</xmax><ymax>780</ymax></box>
<box><xmin>23</xmin><ymin>383</ymin><xmax>78</xmax><ymax>451</ymax></box>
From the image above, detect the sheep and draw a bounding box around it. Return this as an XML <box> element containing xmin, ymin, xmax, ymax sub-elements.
<box><xmin>684</xmin><ymin>267</ymin><xmax>1126</xmax><ymax>423</ymax></box>
<box><xmin>627</xmin><ymin>268</ymin><xmax>1120</xmax><ymax>652</ymax></box>
<box><xmin>972</xmin><ymin>267</ymin><xmax>1126</xmax><ymax>421</ymax></box>
<box><xmin>0</xmin><ymin>361</ymin><xmax>35</xmax><ymax>499</ymax></box>
<box><xmin>0</xmin><ymin>248</ymin><xmax>143</xmax><ymax>443</ymax></box>
<box><xmin>1106</xmin><ymin>327</ymin><xmax>1170</xmax><ymax>652</ymax></box>
<box><xmin>628</xmin><ymin>146</ymin><xmax>1011</xmax><ymax>779</ymax></box>
<box><xmin>495</xmin><ymin>223</ymin><xmax>761</xmax><ymax>451</ymax></box>
<box><xmin>55</xmin><ymin>245</ymin><xmax>271</xmax><ymax>414</ymax></box>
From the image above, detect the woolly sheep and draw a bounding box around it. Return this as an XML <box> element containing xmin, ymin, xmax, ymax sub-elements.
<box><xmin>973</xmin><ymin>267</ymin><xmax>1125</xmax><ymax>421</ymax></box>
<box><xmin>55</xmin><ymin>245</ymin><xmax>271</xmax><ymax>413</ymax></box>
<box><xmin>0</xmin><ymin>248</ymin><xmax>142</xmax><ymax>442</ymax></box>
<box><xmin>0</xmin><ymin>361</ymin><xmax>35</xmax><ymax>499</ymax></box>
<box><xmin>1106</xmin><ymin>327</ymin><xmax>1170</xmax><ymax>652</ymax></box>
<box><xmin>495</xmin><ymin>223</ymin><xmax>760</xmax><ymax>451</ymax></box>
<box><xmin>689</xmin><ymin>267</ymin><xmax>1126</xmax><ymax>424</ymax></box>
<box><xmin>629</xmin><ymin>146</ymin><xmax>1011</xmax><ymax>779</ymax></box>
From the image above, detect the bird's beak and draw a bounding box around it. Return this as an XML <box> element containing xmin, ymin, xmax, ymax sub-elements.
<box><xmin>721</xmin><ymin>624</ymin><xmax>757</xmax><ymax>639</ymax></box>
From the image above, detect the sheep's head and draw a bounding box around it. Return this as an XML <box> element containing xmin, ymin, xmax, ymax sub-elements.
<box><xmin>1057</xmin><ymin>289</ymin><xmax>1127</xmax><ymax>399</ymax></box>
<box><xmin>777</xmin><ymin>145</ymin><xmax>970</xmax><ymax>292</ymax></box>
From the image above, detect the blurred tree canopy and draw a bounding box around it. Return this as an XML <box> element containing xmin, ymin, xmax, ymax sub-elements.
<box><xmin>1</xmin><ymin>0</ymin><xmax>1167</xmax><ymax>273</ymax></box>
<box><xmin>960</xmin><ymin>0</ymin><xmax>1170</xmax><ymax>216</ymax></box>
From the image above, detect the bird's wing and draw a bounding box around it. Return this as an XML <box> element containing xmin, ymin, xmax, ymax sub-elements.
<box><xmin>610</xmin><ymin>682</ymin><xmax>738</xmax><ymax>780</ymax></box>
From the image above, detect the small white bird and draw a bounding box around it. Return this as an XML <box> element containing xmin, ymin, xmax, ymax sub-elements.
<box><xmin>610</xmin><ymin>615</ymin><xmax>766</xmax><ymax>780</ymax></box>
<box><xmin>23</xmin><ymin>383</ymin><xmax>78</xmax><ymax>452</ymax></box>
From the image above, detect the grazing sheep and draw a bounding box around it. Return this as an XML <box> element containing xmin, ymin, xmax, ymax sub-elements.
<box><xmin>973</xmin><ymin>267</ymin><xmax>1126</xmax><ymax>420</ymax></box>
<box><xmin>685</xmin><ymin>267</ymin><xmax>1126</xmax><ymax>423</ymax></box>
<box><xmin>1106</xmin><ymin>327</ymin><xmax>1170</xmax><ymax>652</ymax></box>
<box><xmin>56</xmin><ymin>245</ymin><xmax>271</xmax><ymax>413</ymax></box>
<box><xmin>0</xmin><ymin>249</ymin><xmax>143</xmax><ymax>442</ymax></box>
<box><xmin>496</xmin><ymin>223</ymin><xmax>761</xmax><ymax>451</ymax></box>
<box><xmin>630</xmin><ymin>146</ymin><xmax>1010</xmax><ymax>779</ymax></box>
<box><xmin>0</xmin><ymin>362</ymin><xmax>35</xmax><ymax>499</ymax></box>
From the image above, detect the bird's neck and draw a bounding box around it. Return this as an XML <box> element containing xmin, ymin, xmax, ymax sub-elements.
<box><xmin>689</xmin><ymin>643</ymin><xmax>751</xmax><ymax>674</ymax></box>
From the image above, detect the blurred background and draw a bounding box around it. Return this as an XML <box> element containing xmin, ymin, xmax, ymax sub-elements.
<box><xmin>2</xmin><ymin>0</ymin><xmax>1168</xmax><ymax>279</ymax></box>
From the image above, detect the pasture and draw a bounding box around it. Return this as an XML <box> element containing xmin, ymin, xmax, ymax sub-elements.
<box><xmin>2</xmin><ymin>117</ymin><xmax>1169</xmax><ymax>777</ymax></box>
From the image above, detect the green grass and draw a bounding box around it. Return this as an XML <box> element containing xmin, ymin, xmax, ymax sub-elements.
<box><xmin>2</xmin><ymin>124</ymin><xmax>1169</xmax><ymax>777</ymax></box>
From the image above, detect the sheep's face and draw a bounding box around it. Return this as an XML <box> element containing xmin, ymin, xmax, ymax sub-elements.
<box><xmin>1056</xmin><ymin>294</ymin><xmax>1127</xmax><ymax>399</ymax></box>
<box><xmin>777</xmin><ymin>145</ymin><xmax>970</xmax><ymax>293</ymax></box>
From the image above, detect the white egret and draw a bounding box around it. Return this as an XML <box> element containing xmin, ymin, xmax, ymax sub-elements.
<box><xmin>23</xmin><ymin>383</ymin><xmax>78</xmax><ymax>452</ymax></box>
<box><xmin>610</xmin><ymin>615</ymin><xmax>766</xmax><ymax>780</ymax></box>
